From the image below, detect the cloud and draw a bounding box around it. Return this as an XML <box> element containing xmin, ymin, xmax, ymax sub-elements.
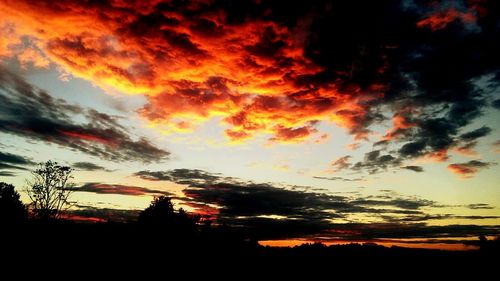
<box><xmin>492</xmin><ymin>99</ymin><xmax>500</xmax><ymax>110</ymax></box>
<box><xmin>72</xmin><ymin>162</ymin><xmax>111</xmax><ymax>172</ymax></box>
<box><xmin>313</xmin><ymin>176</ymin><xmax>363</xmax><ymax>182</ymax></box>
<box><xmin>131</xmin><ymin>168</ymin><xmax>499</xmax><ymax>240</ymax></box>
<box><xmin>0</xmin><ymin>66</ymin><xmax>170</xmax><ymax>163</ymax></box>
<box><xmin>447</xmin><ymin>160</ymin><xmax>496</xmax><ymax>178</ymax></box>
<box><xmin>0</xmin><ymin>151</ymin><xmax>33</xmax><ymax>175</ymax></box>
<box><xmin>268</xmin><ymin>124</ymin><xmax>319</xmax><ymax>143</ymax></box>
<box><xmin>449</xmin><ymin>126</ymin><xmax>492</xmax><ymax>156</ymax></box>
<box><xmin>326</xmin><ymin>224</ymin><xmax>500</xmax><ymax>240</ymax></box>
<box><xmin>416</xmin><ymin>8</ymin><xmax>476</xmax><ymax>31</ymax></box>
<box><xmin>134</xmin><ymin>169</ymin><xmax>224</xmax><ymax>183</ymax></box>
<box><xmin>0</xmin><ymin>171</ymin><xmax>15</xmax><ymax>177</ymax></box>
<box><xmin>67</xmin><ymin>206</ymin><xmax>140</xmax><ymax>223</ymax></box>
<box><xmin>0</xmin><ymin>162</ymin><xmax>28</xmax><ymax>171</ymax></box>
<box><xmin>352</xmin><ymin>150</ymin><xmax>402</xmax><ymax>174</ymax></box>
<box><xmin>459</xmin><ymin>126</ymin><xmax>492</xmax><ymax>142</ymax></box>
<box><xmin>351</xmin><ymin>197</ymin><xmax>437</xmax><ymax>210</ymax></box>
<box><xmin>0</xmin><ymin>0</ymin><xmax>497</xmax><ymax>152</ymax></box>
<box><xmin>76</xmin><ymin>183</ymin><xmax>172</xmax><ymax>197</ymax></box>
<box><xmin>330</xmin><ymin>156</ymin><xmax>352</xmax><ymax>172</ymax></box>
<box><xmin>466</xmin><ymin>203</ymin><xmax>494</xmax><ymax>210</ymax></box>
<box><xmin>402</xmin><ymin>166</ymin><xmax>424</xmax><ymax>173</ymax></box>
<box><xmin>0</xmin><ymin>151</ymin><xmax>34</xmax><ymax>165</ymax></box>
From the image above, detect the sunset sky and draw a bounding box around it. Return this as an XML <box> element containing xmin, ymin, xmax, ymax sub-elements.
<box><xmin>0</xmin><ymin>0</ymin><xmax>499</xmax><ymax>248</ymax></box>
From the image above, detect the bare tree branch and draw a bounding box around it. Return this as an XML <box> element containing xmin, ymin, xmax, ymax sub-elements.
<box><xmin>25</xmin><ymin>161</ymin><xmax>75</xmax><ymax>220</ymax></box>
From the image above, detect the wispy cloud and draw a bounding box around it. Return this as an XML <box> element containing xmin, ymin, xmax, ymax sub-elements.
<box><xmin>0</xmin><ymin>67</ymin><xmax>170</xmax><ymax>163</ymax></box>
<box><xmin>447</xmin><ymin>160</ymin><xmax>496</xmax><ymax>178</ymax></box>
<box><xmin>72</xmin><ymin>162</ymin><xmax>112</xmax><ymax>172</ymax></box>
<box><xmin>76</xmin><ymin>183</ymin><xmax>172</xmax><ymax>197</ymax></box>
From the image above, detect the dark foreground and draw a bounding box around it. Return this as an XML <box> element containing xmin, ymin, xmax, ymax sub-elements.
<box><xmin>2</xmin><ymin>221</ymin><xmax>499</xmax><ymax>276</ymax></box>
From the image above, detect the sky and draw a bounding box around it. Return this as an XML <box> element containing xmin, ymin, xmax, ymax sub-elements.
<box><xmin>0</xmin><ymin>0</ymin><xmax>499</xmax><ymax>248</ymax></box>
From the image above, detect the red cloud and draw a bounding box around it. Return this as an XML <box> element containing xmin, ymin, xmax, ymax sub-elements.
<box><xmin>268</xmin><ymin>124</ymin><xmax>318</xmax><ymax>143</ymax></box>
<box><xmin>426</xmin><ymin>149</ymin><xmax>450</xmax><ymax>162</ymax></box>
<box><xmin>61</xmin><ymin>130</ymin><xmax>115</xmax><ymax>146</ymax></box>
<box><xmin>62</xmin><ymin>214</ymin><xmax>107</xmax><ymax>223</ymax></box>
<box><xmin>0</xmin><ymin>0</ymin><xmax>382</xmax><ymax>144</ymax></box>
<box><xmin>447</xmin><ymin>160</ymin><xmax>495</xmax><ymax>178</ymax></box>
<box><xmin>417</xmin><ymin>8</ymin><xmax>476</xmax><ymax>31</ymax></box>
<box><xmin>183</xmin><ymin>202</ymin><xmax>219</xmax><ymax>218</ymax></box>
<box><xmin>383</xmin><ymin>114</ymin><xmax>416</xmax><ymax>141</ymax></box>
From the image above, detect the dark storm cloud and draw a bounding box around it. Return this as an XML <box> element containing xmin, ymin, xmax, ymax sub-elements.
<box><xmin>129</xmin><ymin>168</ymin><xmax>499</xmax><ymax>240</ymax></box>
<box><xmin>326</xmin><ymin>224</ymin><xmax>500</xmax><ymax>240</ymax></box>
<box><xmin>68</xmin><ymin>206</ymin><xmax>140</xmax><ymax>223</ymax></box>
<box><xmin>184</xmin><ymin>182</ymin><xmax>352</xmax><ymax>220</ymax></box>
<box><xmin>299</xmin><ymin>0</ymin><xmax>500</xmax><ymax>172</ymax></box>
<box><xmin>72</xmin><ymin>162</ymin><xmax>111</xmax><ymax>172</ymax></box>
<box><xmin>134</xmin><ymin>169</ymin><xmax>224</xmax><ymax>183</ymax></box>
<box><xmin>76</xmin><ymin>183</ymin><xmax>172</xmax><ymax>196</ymax></box>
<box><xmin>460</xmin><ymin>126</ymin><xmax>492</xmax><ymax>142</ymax></box>
<box><xmin>352</xmin><ymin>150</ymin><xmax>402</xmax><ymax>174</ymax></box>
<box><xmin>0</xmin><ymin>151</ymin><xmax>34</xmax><ymax>166</ymax></box>
<box><xmin>0</xmin><ymin>171</ymin><xmax>15</xmax><ymax>177</ymax></box>
<box><xmin>402</xmin><ymin>165</ymin><xmax>424</xmax><ymax>172</ymax></box>
<box><xmin>0</xmin><ymin>151</ymin><xmax>34</xmax><ymax>175</ymax></box>
<box><xmin>0</xmin><ymin>67</ymin><xmax>170</xmax><ymax>163</ymax></box>
<box><xmin>493</xmin><ymin>99</ymin><xmax>500</xmax><ymax>110</ymax></box>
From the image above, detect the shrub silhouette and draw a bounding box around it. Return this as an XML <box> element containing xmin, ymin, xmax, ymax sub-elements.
<box><xmin>138</xmin><ymin>196</ymin><xmax>200</xmax><ymax>232</ymax></box>
<box><xmin>0</xmin><ymin>182</ymin><xmax>27</xmax><ymax>223</ymax></box>
<box><xmin>138</xmin><ymin>196</ymin><xmax>176</xmax><ymax>224</ymax></box>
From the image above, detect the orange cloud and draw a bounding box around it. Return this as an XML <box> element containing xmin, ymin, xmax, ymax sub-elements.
<box><xmin>269</xmin><ymin>124</ymin><xmax>318</xmax><ymax>144</ymax></box>
<box><xmin>383</xmin><ymin>114</ymin><xmax>416</xmax><ymax>141</ymax></box>
<box><xmin>425</xmin><ymin>149</ymin><xmax>449</xmax><ymax>162</ymax></box>
<box><xmin>182</xmin><ymin>202</ymin><xmax>219</xmax><ymax>218</ymax></box>
<box><xmin>417</xmin><ymin>8</ymin><xmax>476</xmax><ymax>31</ymax></box>
<box><xmin>447</xmin><ymin>160</ymin><xmax>494</xmax><ymax>178</ymax></box>
<box><xmin>0</xmin><ymin>0</ymin><xmax>381</xmax><ymax>144</ymax></box>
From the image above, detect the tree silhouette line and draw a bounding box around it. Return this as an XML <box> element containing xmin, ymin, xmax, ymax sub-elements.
<box><xmin>0</xmin><ymin>161</ymin><xmax>201</xmax><ymax>230</ymax></box>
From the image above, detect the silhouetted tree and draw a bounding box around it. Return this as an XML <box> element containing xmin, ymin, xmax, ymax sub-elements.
<box><xmin>177</xmin><ymin>207</ymin><xmax>201</xmax><ymax>230</ymax></box>
<box><xmin>138</xmin><ymin>196</ymin><xmax>175</xmax><ymax>224</ymax></box>
<box><xmin>0</xmin><ymin>182</ymin><xmax>27</xmax><ymax>223</ymax></box>
<box><xmin>138</xmin><ymin>196</ymin><xmax>201</xmax><ymax>232</ymax></box>
<box><xmin>25</xmin><ymin>161</ymin><xmax>74</xmax><ymax>220</ymax></box>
